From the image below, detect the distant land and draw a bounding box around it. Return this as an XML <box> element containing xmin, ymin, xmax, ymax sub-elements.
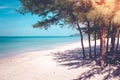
<box><xmin>69</xmin><ymin>33</ymin><xmax>80</xmax><ymax>37</ymax></box>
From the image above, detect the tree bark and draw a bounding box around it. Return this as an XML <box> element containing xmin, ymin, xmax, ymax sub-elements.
<box><xmin>100</xmin><ymin>26</ymin><xmax>106</xmax><ymax>69</ymax></box>
<box><xmin>94</xmin><ymin>28</ymin><xmax>97</xmax><ymax>58</ymax></box>
<box><xmin>106</xmin><ymin>20</ymin><xmax>111</xmax><ymax>52</ymax></box>
<box><xmin>110</xmin><ymin>25</ymin><xmax>117</xmax><ymax>52</ymax></box>
<box><xmin>116</xmin><ymin>28</ymin><xmax>119</xmax><ymax>51</ymax></box>
<box><xmin>87</xmin><ymin>21</ymin><xmax>92</xmax><ymax>59</ymax></box>
<box><xmin>77</xmin><ymin>22</ymin><xmax>86</xmax><ymax>59</ymax></box>
<box><xmin>106</xmin><ymin>28</ymin><xmax>110</xmax><ymax>52</ymax></box>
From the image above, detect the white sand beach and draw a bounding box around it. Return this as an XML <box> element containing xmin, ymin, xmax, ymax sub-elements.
<box><xmin>0</xmin><ymin>40</ymin><xmax>119</xmax><ymax>80</ymax></box>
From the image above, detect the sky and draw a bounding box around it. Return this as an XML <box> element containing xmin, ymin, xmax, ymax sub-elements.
<box><xmin>0</xmin><ymin>0</ymin><xmax>77</xmax><ymax>36</ymax></box>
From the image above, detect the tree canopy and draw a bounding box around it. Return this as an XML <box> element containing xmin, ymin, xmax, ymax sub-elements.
<box><xmin>19</xmin><ymin>0</ymin><xmax>120</xmax><ymax>69</ymax></box>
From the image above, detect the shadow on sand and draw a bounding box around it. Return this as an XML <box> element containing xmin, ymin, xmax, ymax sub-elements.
<box><xmin>53</xmin><ymin>47</ymin><xmax>120</xmax><ymax>80</ymax></box>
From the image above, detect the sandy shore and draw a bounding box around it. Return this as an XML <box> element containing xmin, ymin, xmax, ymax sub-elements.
<box><xmin>0</xmin><ymin>40</ymin><xmax>119</xmax><ymax>80</ymax></box>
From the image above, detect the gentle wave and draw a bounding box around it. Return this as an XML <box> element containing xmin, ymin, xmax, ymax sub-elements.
<box><xmin>0</xmin><ymin>36</ymin><xmax>83</xmax><ymax>57</ymax></box>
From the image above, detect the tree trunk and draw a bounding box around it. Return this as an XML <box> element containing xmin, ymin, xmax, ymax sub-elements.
<box><xmin>106</xmin><ymin>28</ymin><xmax>110</xmax><ymax>52</ymax></box>
<box><xmin>116</xmin><ymin>28</ymin><xmax>119</xmax><ymax>51</ymax></box>
<box><xmin>77</xmin><ymin>22</ymin><xmax>86</xmax><ymax>59</ymax></box>
<box><xmin>110</xmin><ymin>25</ymin><xmax>117</xmax><ymax>52</ymax></box>
<box><xmin>100</xmin><ymin>26</ymin><xmax>106</xmax><ymax>69</ymax></box>
<box><xmin>87</xmin><ymin>21</ymin><xmax>92</xmax><ymax>59</ymax></box>
<box><xmin>94</xmin><ymin>28</ymin><xmax>97</xmax><ymax>58</ymax></box>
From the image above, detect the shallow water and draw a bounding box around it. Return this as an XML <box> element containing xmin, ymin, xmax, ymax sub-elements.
<box><xmin>0</xmin><ymin>36</ymin><xmax>85</xmax><ymax>57</ymax></box>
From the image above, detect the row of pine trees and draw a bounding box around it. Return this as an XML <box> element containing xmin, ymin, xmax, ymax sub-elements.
<box><xmin>19</xmin><ymin>0</ymin><xmax>120</xmax><ymax>69</ymax></box>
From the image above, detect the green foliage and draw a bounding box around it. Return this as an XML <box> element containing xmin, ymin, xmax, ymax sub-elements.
<box><xmin>19</xmin><ymin>0</ymin><xmax>94</xmax><ymax>30</ymax></box>
<box><xmin>19</xmin><ymin>0</ymin><xmax>120</xmax><ymax>68</ymax></box>
<box><xmin>19</xmin><ymin>0</ymin><xmax>68</xmax><ymax>29</ymax></box>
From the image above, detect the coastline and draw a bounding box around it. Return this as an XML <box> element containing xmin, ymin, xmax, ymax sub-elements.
<box><xmin>0</xmin><ymin>36</ymin><xmax>80</xmax><ymax>58</ymax></box>
<box><xmin>0</xmin><ymin>40</ymin><xmax>119</xmax><ymax>80</ymax></box>
<box><xmin>0</xmin><ymin>40</ymin><xmax>80</xmax><ymax>59</ymax></box>
<box><xmin>0</xmin><ymin>41</ymin><xmax>81</xmax><ymax>61</ymax></box>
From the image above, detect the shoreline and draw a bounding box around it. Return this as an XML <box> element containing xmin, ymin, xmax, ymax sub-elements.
<box><xmin>0</xmin><ymin>40</ymin><xmax>119</xmax><ymax>80</ymax></box>
<box><xmin>0</xmin><ymin>39</ymin><xmax>81</xmax><ymax>59</ymax></box>
<box><xmin>0</xmin><ymin>41</ymin><xmax>81</xmax><ymax>60</ymax></box>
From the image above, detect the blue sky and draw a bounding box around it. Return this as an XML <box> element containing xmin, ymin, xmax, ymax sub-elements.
<box><xmin>0</xmin><ymin>0</ymin><xmax>77</xmax><ymax>36</ymax></box>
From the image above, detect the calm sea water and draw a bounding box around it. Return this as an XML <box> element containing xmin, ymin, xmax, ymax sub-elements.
<box><xmin>0</xmin><ymin>36</ymin><xmax>83</xmax><ymax>57</ymax></box>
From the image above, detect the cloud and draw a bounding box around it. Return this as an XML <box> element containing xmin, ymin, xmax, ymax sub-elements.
<box><xmin>0</xmin><ymin>6</ymin><xmax>14</xmax><ymax>9</ymax></box>
<box><xmin>0</xmin><ymin>6</ymin><xmax>8</xmax><ymax>9</ymax></box>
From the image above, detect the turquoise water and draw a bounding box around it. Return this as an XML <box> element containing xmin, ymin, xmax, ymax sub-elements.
<box><xmin>0</xmin><ymin>36</ymin><xmax>82</xmax><ymax>57</ymax></box>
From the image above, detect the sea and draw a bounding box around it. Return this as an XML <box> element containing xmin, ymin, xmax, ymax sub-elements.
<box><xmin>0</xmin><ymin>36</ymin><xmax>85</xmax><ymax>58</ymax></box>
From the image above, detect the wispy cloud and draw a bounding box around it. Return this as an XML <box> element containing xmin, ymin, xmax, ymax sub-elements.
<box><xmin>0</xmin><ymin>6</ymin><xmax>9</xmax><ymax>9</ymax></box>
<box><xmin>0</xmin><ymin>6</ymin><xmax>14</xmax><ymax>9</ymax></box>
